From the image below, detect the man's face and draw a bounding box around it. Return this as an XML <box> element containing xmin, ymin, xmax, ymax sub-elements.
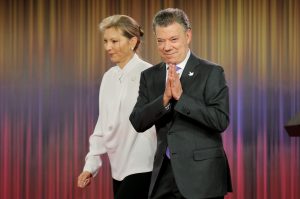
<box><xmin>155</xmin><ymin>22</ymin><xmax>191</xmax><ymax>64</ymax></box>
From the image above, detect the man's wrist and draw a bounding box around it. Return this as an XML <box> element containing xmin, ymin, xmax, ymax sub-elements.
<box><xmin>163</xmin><ymin>94</ymin><xmax>171</xmax><ymax>106</ymax></box>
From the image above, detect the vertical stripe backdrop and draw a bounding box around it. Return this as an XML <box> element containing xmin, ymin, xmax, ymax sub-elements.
<box><xmin>0</xmin><ymin>0</ymin><xmax>300</xmax><ymax>198</ymax></box>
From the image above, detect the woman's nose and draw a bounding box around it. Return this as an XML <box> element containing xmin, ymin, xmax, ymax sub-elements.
<box><xmin>104</xmin><ymin>43</ymin><xmax>112</xmax><ymax>51</ymax></box>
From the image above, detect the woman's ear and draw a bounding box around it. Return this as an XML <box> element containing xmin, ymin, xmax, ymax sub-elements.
<box><xmin>129</xmin><ymin>37</ymin><xmax>138</xmax><ymax>50</ymax></box>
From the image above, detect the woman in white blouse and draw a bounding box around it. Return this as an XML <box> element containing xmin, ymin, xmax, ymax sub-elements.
<box><xmin>77</xmin><ymin>15</ymin><xmax>156</xmax><ymax>199</ymax></box>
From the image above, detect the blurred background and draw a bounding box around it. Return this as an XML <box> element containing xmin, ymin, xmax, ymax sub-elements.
<box><xmin>0</xmin><ymin>0</ymin><xmax>300</xmax><ymax>198</ymax></box>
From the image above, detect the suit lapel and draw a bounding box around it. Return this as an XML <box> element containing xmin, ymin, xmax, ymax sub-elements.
<box><xmin>154</xmin><ymin>62</ymin><xmax>166</xmax><ymax>96</ymax></box>
<box><xmin>180</xmin><ymin>53</ymin><xmax>200</xmax><ymax>90</ymax></box>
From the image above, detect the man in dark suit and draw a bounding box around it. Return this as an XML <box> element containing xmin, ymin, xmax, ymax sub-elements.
<box><xmin>130</xmin><ymin>8</ymin><xmax>232</xmax><ymax>199</ymax></box>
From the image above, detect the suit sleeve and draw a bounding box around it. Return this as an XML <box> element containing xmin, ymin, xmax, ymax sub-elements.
<box><xmin>130</xmin><ymin>71</ymin><xmax>170</xmax><ymax>132</ymax></box>
<box><xmin>174</xmin><ymin>66</ymin><xmax>229</xmax><ymax>132</ymax></box>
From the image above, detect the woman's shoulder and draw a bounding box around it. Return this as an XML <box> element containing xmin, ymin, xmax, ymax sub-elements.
<box><xmin>103</xmin><ymin>66</ymin><xmax>117</xmax><ymax>76</ymax></box>
<box><xmin>132</xmin><ymin>58</ymin><xmax>152</xmax><ymax>74</ymax></box>
<box><xmin>99</xmin><ymin>66</ymin><xmax>118</xmax><ymax>84</ymax></box>
<box><xmin>136</xmin><ymin>56</ymin><xmax>152</xmax><ymax>68</ymax></box>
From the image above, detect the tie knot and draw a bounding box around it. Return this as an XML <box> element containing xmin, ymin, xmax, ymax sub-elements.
<box><xmin>176</xmin><ymin>65</ymin><xmax>181</xmax><ymax>71</ymax></box>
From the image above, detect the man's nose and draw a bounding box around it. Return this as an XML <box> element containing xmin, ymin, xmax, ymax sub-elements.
<box><xmin>163</xmin><ymin>41</ymin><xmax>172</xmax><ymax>51</ymax></box>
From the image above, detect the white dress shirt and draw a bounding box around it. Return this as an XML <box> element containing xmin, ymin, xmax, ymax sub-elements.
<box><xmin>165</xmin><ymin>50</ymin><xmax>191</xmax><ymax>80</ymax></box>
<box><xmin>83</xmin><ymin>54</ymin><xmax>157</xmax><ymax>181</ymax></box>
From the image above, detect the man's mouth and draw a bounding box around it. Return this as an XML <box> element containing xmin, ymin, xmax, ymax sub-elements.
<box><xmin>164</xmin><ymin>52</ymin><xmax>176</xmax><ymax>56</ymax></box>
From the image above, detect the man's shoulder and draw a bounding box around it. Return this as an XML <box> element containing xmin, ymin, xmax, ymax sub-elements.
<box><xmin>191</xmin><ymin>53</ymin><xmax>224</xmax><ymax>72</ymax></box>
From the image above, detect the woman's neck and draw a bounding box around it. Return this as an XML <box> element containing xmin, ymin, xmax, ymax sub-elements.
<box><xmin>117</xmin><ymin>53</ymin><xmax>134</xmax><ymax>69</ymax></box>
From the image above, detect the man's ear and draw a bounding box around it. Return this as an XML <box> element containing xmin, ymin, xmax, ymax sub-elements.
<box><xmin>186</xmin><ymin>29</ymin><xmax>192</xmax><ymax>44</ymax></box>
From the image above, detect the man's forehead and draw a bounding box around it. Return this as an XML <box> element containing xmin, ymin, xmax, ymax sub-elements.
<box><xmin>155</xmin><ymin>23</ymin><xmax>184</xmax><ymax>36</ymax></box>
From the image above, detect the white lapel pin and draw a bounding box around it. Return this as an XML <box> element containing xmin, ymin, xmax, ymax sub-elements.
<box><xmin>188</xmin><ymin>71</ymin><xmax>194</xmax><ymax>76</ymax></box>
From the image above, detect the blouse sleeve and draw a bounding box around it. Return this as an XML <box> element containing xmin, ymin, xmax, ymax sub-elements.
<box><xmin>83</xmin><ymin>77</ymin><xmax>108</xmax><ymax>177</ymax></box>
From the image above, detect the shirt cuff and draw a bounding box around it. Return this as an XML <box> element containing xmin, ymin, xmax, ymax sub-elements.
<box><xmin>165</xmin><ymin>103</ymin><xmax>171</xmax><ymax>110</ymax></box>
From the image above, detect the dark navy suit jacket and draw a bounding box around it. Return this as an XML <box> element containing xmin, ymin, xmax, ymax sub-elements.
<box><xmin>130</xmin><ymin>53</ymin><xmax>232</xmax><ymax>199</ymax></box>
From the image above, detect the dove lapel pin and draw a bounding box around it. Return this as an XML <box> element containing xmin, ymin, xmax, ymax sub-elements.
<box><xmin>188</xmin><ymin>71</ymin><xmax>194</xmax><ymax>76</ymax></box>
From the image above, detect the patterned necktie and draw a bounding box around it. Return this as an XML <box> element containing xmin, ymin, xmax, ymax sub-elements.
<box><xmin>176</xmin><ymin>65</ymin><xmax>182</xmax><ymax>78</ymax></box>
<box><xmin>166</xmin><ymin>147</ymin><xmax>171</xmax><ymax>158</ymax></box>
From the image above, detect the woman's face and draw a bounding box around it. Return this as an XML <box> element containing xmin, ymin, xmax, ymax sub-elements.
<box><xmin>103</xmin><ymin>27</ymin><xmax>135</xmax><ymax>68</ymax></box>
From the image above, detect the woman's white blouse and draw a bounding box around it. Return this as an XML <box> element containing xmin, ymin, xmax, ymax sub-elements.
<box><xmin>83</xmin><ymin>54</ymin><xmax>157</xmax><ymax>181</ymax></box>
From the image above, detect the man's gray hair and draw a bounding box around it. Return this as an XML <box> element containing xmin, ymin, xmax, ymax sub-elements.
<box><xmin>152</xmin><ymin>8</ymin><xmax>191</xmax><ymax>32</ymax></box>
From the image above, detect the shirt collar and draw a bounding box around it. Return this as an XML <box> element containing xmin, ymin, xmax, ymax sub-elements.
<box><xmin>166</xmin><ymin>50</ymin><xmax>191</xmax><ymax>71</ymax></box>
<box><xmin>115</xmin><ymin>53</ymin><xmax>139</xmax><ymax>74</ymax></box>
